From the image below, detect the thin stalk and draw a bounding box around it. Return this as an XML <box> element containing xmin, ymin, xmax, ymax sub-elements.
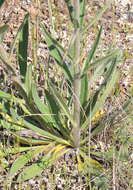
<box><xmin>31</xmin><ymin>0</ymin><xmax>40</xmax><ymax>77</ymax></box>
<box><xmin>48</xmin><ymin>0</ymin><xmax>56</xmax><ymax>38</ymax></box>
<box><xmin>71</xmin><ymin>0</ymin><xmax>81</xmax><ymax>147</ymax></box>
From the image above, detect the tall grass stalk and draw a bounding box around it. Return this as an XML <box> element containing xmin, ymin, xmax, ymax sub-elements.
<box><xmin>71</xmin><ymin>0</ymin><xmax>81</xmax><ymax>148</ymax></box>
<box><xmin>31</xmin><ymin>0</ymin><xmax>40</xmax><ymax>71</ymax></box>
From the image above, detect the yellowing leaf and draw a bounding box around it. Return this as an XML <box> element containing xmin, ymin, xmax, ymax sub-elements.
<box><xmin>0</xmin><ymin>112</ymin><xmax>24</xmax><ymax>126</ymax></box>
<box><xmin>77</xmin><ymin>155</ymin><xmax>84</xmax><ymax>172</ymax></box>
<box><xmin>92</xmin><ymin>109</ymin><xmax>105</xmax><ymax>123</ymax></box>
<box><xmin>54</xmin><ymin>144</ymin><xmax>66</xmax><ymax>154</ymax></box>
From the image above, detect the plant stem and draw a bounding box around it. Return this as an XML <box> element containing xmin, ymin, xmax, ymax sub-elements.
<box><xmin>31</xmin><ymin>0</ymin><xmax>39</xmax><ymax>74</ymax></box>
<box><xmin>71</xmin><ymin>0</ymin><xmax>81</xmax><ymax>147</ymax></box>
<box><xmin>48</xmin><ymin>0</ymin><xmax>56</xmax><ymax>38</ymax></box>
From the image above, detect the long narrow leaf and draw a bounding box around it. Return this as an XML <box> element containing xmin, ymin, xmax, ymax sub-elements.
<box><xmin>9</xmin><ymin>144</ymin><xmax>53</xmax><ymax>178</ymax></box>
<box><xmin>12</xmin><ymin>77</ymin><xmax>28</xmax><ymax>101</ymax></box>
<box><xmin>40</xmin><ymin>23</ymin><xmax>73</xmax><ymax>82</ymax></box>
<box><xmin>22</xmin><ymin>119</ymin><xmax>71</xmax><ymax>145</ymax></box>
<box><xmin>82</xmin><ymin>59</ymin><xmax>120</xmax><ymax>129</ymax></box>
<box><xmin>64</xmin><ymin>0</ymin><xmax>74</xmax><ymax>24</ymax></box>
<box><xmin>81</xmin><ymin>26</ymin><xmax>102</xmax><ymax>75</ymax></box>
<box><xmin>0</xmin><ymin>45</ymin><xmax>16</xmax><ymax>75</ymax></box>
<box><xmin>80</xmin><ymin>74</ymin><xmax>88</xmax><ymax>106</ymax></box>
<box><xmin>45</xmin><ymin>89</ymin><xmax>70</xmax><ymax>137</ymax></box>
<box><xmin>9</xmin><ymin>14</ymin><xmax>28</xmax><ymax>58</ymax></box>
<box><xmin>49</xmin><ymin>82</ymin><xmax>75</xmax><ymax>127</ymax></box>
<box><xmin>40</xmin><ymin>23</ymin><xmax>72</xmax><ymax>59</ymax></box>
<box><xmin>25</xmin><ymin>64</ymin><xmax>32</xmax><ymax>99</ymax></box>
<box><xmin>80</xmin><ymin>0</ymin><xmax>85</xmax><ymax>29</ymax></box>
<box><xmin>80</xmin><ymin>150</ymin><xmax>103</xmax><ymax>169</ymax></box>
<box><xmin>91</xmin><ymin>97</ymin><xmax>133</xmax><ymax>137</ymax></box>
<box><xmin>0</xmin><ymin>90</ymin><xmax>25</xmax><ymax>103</ymax></box>
<box><xmin>10</xmin><ymin>131</ymin><xmax>50</xmax><ymax>145</ymax></box>
<box><xmin>17</xmin><ymin>146</ymin><xmax>69</xmax><ymax>182</ymax></box>
<box><xmin>1</xmin><ymin>119</ymin><xmax>25</xmax><ymax>132</ymax></box>
<box><xmin>31</xmin><ymin>84</ymin><xmax>54</xmax><ymax>124</ymax></box>
<box><xmin>0</xmin><ymin>146</ymin><xmax>45</xmax><ymax>157</ymax></box>
<box><xmin>18</xmin><ymin>14</ymin><xmax>29</xmax><ymax>81</ymax></box>
<box><xmin>85</xmin><ymin>57</ymin><xmax>118</xmax><ymax>117</ymax></box>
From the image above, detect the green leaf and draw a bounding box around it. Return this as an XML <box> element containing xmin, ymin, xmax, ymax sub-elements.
<box><xmin>45</xmin><ymin>90</ymin><xmax>60</xmax><ymax>122</ymax></box>
<box><xmin>80</xmin><ymin>0</ymin><xmax>85</xmax><ymax>29</ymax></box>
<box><xmin>17</xmin><ymin>162</ymin><xmax>47</xmax><ymax>182</ymax></box>
<box><xmin>82</xmin><ymin>58</ymin><xmax>120</xmax><ymax>129</ymax></box>
<box><xmin>0</xmin><ymin>90</ymin><xmax>24</xmax><ymax>103</ymax></box>
<box><xmin>40</xmin><ymin>23</ymin><xmax>73</xmax><ymax>82</ymax></box>
<box><xmin>22</xmin><ymin>119</ymin><xmax>71</xmax><ymax>145</ymax></box>
<box><xmin>0</xmin><ymin>90</ymin><xmax>14</xmax><ymax>100</ymax></box>
<box><xmin>89</xmin><ymin>60</ymin><xmax>111</xmax><ymax>86</ymax></box>
<box><xmin>17</xmin><ymin>146</ymin><xmax>69</xmax><ymax>182</ymax></box>
<box><xmin>45</xmin><ymin>89</ymin><xmax>70</xmax><ymax>137</ymax></box>
<box><xmin>0</xmin><ymin>0</ymin><xmax>5</xmax><ymax>8</ymax></box>
<box><xmin>3</xmin><ymin>127</ymin><xmax>49</xmax><ymax>145</ymax></box>
<box><xmin>31</xmin><ymin>84</ymin><xmax>54</xmax><ymax>124</ymax></box>
<box><xmin>91</xmin><ymin>121</ymin><xmax>107</xmax><ymax>137</ymax></box>
<box><xmin>9</xmin><ymin>145</ymin><xmax>52</xmax><ymax>178</ymax></box>
<box><xmin>1</xmin><ymin>119</ymin><xmax>24</xmax><ymax>132</ymax></box>
<box><xmin>25</xmin><ymin>64</ymin><xmax>32</xmax><ymax>99</ymax></box>
<box><xmin>0</xmin><ymin>146</ymin><xmax>41</xmax><ymax>157</ymax></box>
<box><xmin>86</xmin><ymin>50</ymin><xmax>121</xmax><ymax>102</ymax></box>
<box><xmin>49</xmin><ymin>82</ymin><xmax>75</xmax><ymax>127</ymax></box>
<box><xmin>95</xmin><ymin>97</ymin><xmax>133</xmax><ymax>134</ymax></box>
<box><xmin>0</xmin><ymin>24</ymin><xmax>9</xmax><ymax>42</ymax></box>
<box><xmin>81</xmin><ymin>26</ymin><xmax>102</xmax><ymax>75</ymax></box>
<box><xmin>9</xmin><ymin>129</ymin><xmax>50</xmax><ymax>145</ymax></box>
<box><xmin>18</xmin><ymin>14</ymin><xmax>29</xmax><ymax>81</ymax></box>
<box><xmin>67</xmin><ymin>33</ymin><xmax>76</xmax><ymax>60</ymax></box>
<box><xmin>80</xmin><ymin>74</ymin><xmax>88</xmax><ymax>106</ymax></box>
<box><xmin>40</xmin><ymin>23</ymin><xmax>70</xmax><ymax>58</ymax></box>
<box><xmin>91</xmin><ymin>50</ymin><xmax>119</xmax><ymax>69</ymax></box>
<box><xmin>0</xmin><ymin>44</ymin><xmax>16</xmax><ymax>74</ymax></box>
<box><xmin>64</xmin><ymin>0</ymin><xmax>74</xmax><ymax>24</ymax></box>
<box><xmin>12</xmin><ymin>77</ymin><xmax>28</xmax><ymax>101</ymax></box>
<box><xmin>9</xmin><ymin>15</ymin><xmax>29</xmax><ymax>58</ymax></box>
<box><xmin>85</xmin><ymin>57</ymin><xmax>118</xmax><ymax>117</ymax></box>
<box><xmin>79</xmin><ymin>150</ymin><xmax>103</xmax><ymax>170</ymax></box>
<box><xmin>41</xmin><ymin>25</ymin><xmax>63</xmax><ymax>61</ymax></box>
